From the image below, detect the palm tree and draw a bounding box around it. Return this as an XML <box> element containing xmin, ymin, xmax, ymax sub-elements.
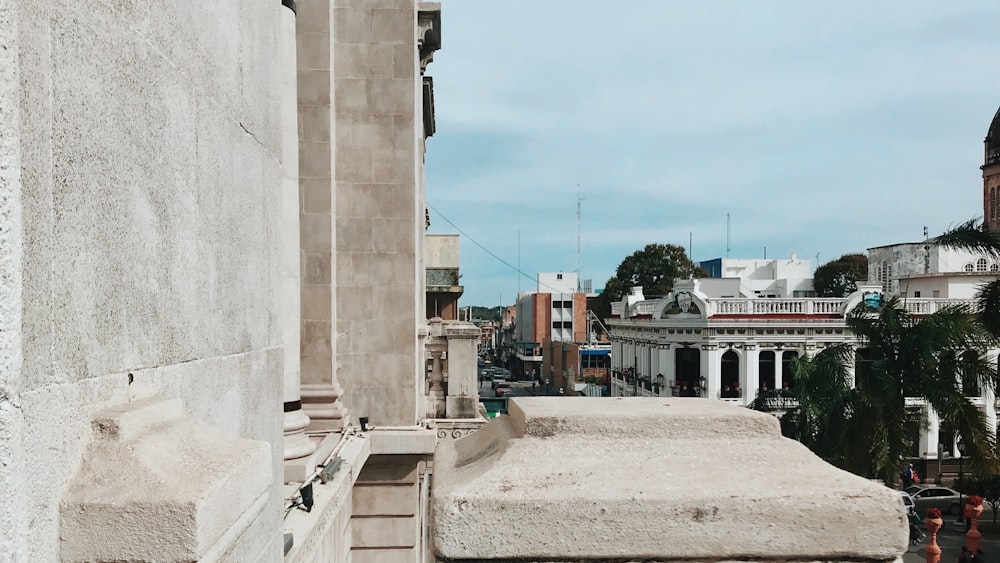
<box><xmin>934</xmin><ymin>219</ymin><xmax>1000</xmax><ymax>336</ymax></box>
<box><xmin>750</xmin><ymin>345</ymin><xmax>854</xmax><ymax>466</ymax></box>
<box><xmin>847</xmin><ymin>297</ymin><xmax>997</xmax><ymax>480</ymax></box>
<box><xmin>753</xmin><ymin>297</ymin><xmax>998</xmax><ymax>481</ymax></box>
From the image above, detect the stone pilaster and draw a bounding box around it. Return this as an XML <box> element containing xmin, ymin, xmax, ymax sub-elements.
<box><xmin>297</xmin><ymin>0</ymin><xmax>347</xmax><ymax>432</ymax></box>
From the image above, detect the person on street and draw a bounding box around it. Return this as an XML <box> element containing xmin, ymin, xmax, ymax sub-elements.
<box><xmin>901</xmin><ymin>464</ymin><xmax>915</xmax><ymax>488</ymax></box>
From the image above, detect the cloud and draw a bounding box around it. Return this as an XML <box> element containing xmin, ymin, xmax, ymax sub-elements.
<box><xmin>426</xmin><ymin>1</ymin><xmax>1000</xmax><ymax>305</ymax></box>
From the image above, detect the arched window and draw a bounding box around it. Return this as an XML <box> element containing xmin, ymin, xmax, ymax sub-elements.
<box><xmin>978</xmin><ymin>258</ymin><xmax>988</xmax><ymax>272</ymax></box>
<box><xmin>781</xmin><ymin>351</ymin><xmax>798</xmax><ymax>391</ymax></box>
<box><xmin>720</xmin><ymin>351</ymin><xmax>740</xmax><ymax>397</ymax></box>
<box><xmin>965</xmin><ymin>263</ymin><xmax>975</xmax><ymax>272</ymax></box>
<box><xmin>758</xmin><ymin>351</ymin><xmax>775</xmax><ymax>393</ymax></box>
<box><xmin>991</xmin><ymin>263</ymin><xmax>998</xmax><ymax>272</ymax></box>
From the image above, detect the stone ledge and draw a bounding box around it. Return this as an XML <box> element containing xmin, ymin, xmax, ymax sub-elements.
<box><xmin>368</xmin><ymin>427</ymin><xmax>437</xmax><ymax>455</ymax></box>
<box><xmin>432</xmin><ymin>397</ymin><xmax>907</xmax><ymax>562</ymax></box>
<box><xmin>60</xmin><ymin>396</ymin><xmax>272</xmax><ymax>562</ymax></box>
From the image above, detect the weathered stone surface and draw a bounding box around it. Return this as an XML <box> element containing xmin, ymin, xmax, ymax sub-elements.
<box><xmin>60</xmin><ymin>396</ymin><xmax>272</xmax><ymax>562</ymax></box>
<box><xmin>433</xmin><ymin>397</ymin><xmax>908</xmax><ymax>562</ymax></box>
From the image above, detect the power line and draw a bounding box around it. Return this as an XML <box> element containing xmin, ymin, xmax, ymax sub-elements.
<box><xmin>426</xmin><ymin>203</ymin><xmax>573</xmax><ymax>296</ymax></box>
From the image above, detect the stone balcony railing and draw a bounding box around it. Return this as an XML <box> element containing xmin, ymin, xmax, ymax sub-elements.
<box><xmin>432</xmin><ymin>397</ymin><xmax>906</xmax><ymax>562</ymax></box>
<box><xmin>612</xmin><ymin>294</ymin><xmax>977</xmax><ymax>320</ymax></box>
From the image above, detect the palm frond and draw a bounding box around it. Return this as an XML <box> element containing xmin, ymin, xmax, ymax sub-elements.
<box><xmin>934</xmin><ymin>219</ymin><xmax>1000</xmax><ymax>260</ymax></box>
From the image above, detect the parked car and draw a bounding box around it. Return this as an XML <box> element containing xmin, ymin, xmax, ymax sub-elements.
<box><xmin>900</xmin><ymin>491</ymin><xmax>916</xmax><ymax>515</ymax></box>
<box><xmin>494</xmin><ymin>382</ymin><xmax>512</xmax><ymax>397</ymax></box>
<box><xmin>905</xmin><ymin>485</ymin><xmax>962</xmax><ymax>515</ymax></box>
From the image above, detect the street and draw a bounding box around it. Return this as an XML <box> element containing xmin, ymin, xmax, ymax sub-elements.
<box><xmin>905</xmin><ymin>520</ymin><xmax>1000</xmax><ymax>563</ymax></box>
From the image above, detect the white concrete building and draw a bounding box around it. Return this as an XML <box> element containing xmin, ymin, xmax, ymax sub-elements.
<box><xmin>868</xmin><ymin>242</ymin><xmax>1000</xmax><ymax>295</ymax></box>
<box><xmin>699</xmin><ymin>255</ymin><xmax>815</xmax><ymax>298</ymax></box>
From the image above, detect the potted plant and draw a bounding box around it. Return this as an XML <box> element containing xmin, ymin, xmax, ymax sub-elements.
<box><xmin>924</xmin><ymin>508</ymin><xmax>943</xmax><ymax>563</ymax></box>
<box><xmin>965</xmin><ymin>495</ymin><xmax>985</xmax><ymax>552</ymax></box>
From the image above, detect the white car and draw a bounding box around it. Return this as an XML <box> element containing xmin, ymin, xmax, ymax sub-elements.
<box><xmin>900</xmin><ymin>491</ymin><xmax>916</xmax><ymax>515</ymax></box>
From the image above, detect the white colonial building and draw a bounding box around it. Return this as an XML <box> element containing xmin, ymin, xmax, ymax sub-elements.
<box><xmin>607</xmin><ymin>277</ymin><xmax>999</xmax><ymax>463</ymax></box>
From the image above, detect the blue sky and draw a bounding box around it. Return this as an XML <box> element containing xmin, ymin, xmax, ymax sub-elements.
<box><xmin>424</xmin><ymin>1</ymin><xmax>1000</xmax><ymax>307</ymax></box>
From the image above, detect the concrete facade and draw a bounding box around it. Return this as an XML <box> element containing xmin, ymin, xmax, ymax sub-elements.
<box><xmin>867</xmin><ymin>242</ymin><xmax>1000</xmax><ymax>295</ymax></box>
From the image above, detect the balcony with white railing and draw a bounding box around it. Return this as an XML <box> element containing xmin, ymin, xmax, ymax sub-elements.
<box><xmin>611</xmin><ymin>295</ymin><xmax>978</xmax><ymax>322</ymax></box>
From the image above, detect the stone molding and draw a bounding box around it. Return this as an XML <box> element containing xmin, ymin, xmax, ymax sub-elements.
<box><xmin>60</xmin><ymin>396</ymin><xmax>271</xmax><ymax>562</ymax></box>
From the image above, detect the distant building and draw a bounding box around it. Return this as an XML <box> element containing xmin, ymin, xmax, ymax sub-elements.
<box><xmin>984</xmin><ymin>104</ymin><xmax>1000</xmax><ymax>231</ymax></box>
<box><xmin>513</xmin><ymin>272</ymin><xmax>588</xmax><ymax>384</ymax></box>
<box><xmin>867</xmin><ymin>242</ymin><xmax>1000</xmax><ymax>297</ymax></box>
<box><xmin>698</xmin><ymin>255</ymin><xmax>815</xmax><ymax>298</ymax></box>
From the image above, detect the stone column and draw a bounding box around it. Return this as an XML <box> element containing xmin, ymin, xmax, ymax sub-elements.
<box><xmin>744</xmin><ymin>345</ymin><xmax>759</xmax><ymax>402</ymax></box>
<box><xmin>297</xmin><ymin>0</ymin><xmax>347</xmax><ymax>431</ymax></box>
<box><xmin>280</xmin><ymin>0</ymin><xmax>315</xmax><ymax>461</ymax></box>
<box><xmin>774</xmin><ymin>350</ymin><xmax>784</xmax><ymax>391</ymax></box>
<box><xmin>703</xmin><ymin>345</ymin><xmax>720</xmax><ymax>398</ymax></box>
<box><xmin>921</xmin><ymin>407</ymin><xmax>940</xmax><ymax>460</ymax></box>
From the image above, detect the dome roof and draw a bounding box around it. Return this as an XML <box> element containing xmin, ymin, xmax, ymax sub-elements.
<box><xmin>987</xmin><ymin>105</ymin><xmax>1000</xmax><ymax>167</ymax></box>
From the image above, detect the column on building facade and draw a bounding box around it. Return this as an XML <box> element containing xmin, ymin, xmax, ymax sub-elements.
<box><xmin>297</xmin><ymin>0</ymin><xmax>347</xmax><ymax>431</ymax></box>
<box><xmin>663</xmin><ymin>345</ymin><xmax>675</xmax><ymax>395</ymax></box>
<box><xmin>744</xmin><ymin>345</ymin><xmax>759</xmax><ymax>402</ymax></box>
<box><xmin>280</xmin><ymin>0</ymin><xmax>315</xmax><ymax>461</ymax></box>
<box><xmin>920</xmin><ymin>407</ymin><xmax>940</xmax><ymax>460</ymax></box>
<box><xmin>985</xmin><ymin>386</ymin><xmax>997</xmax><ymax>445</ymax></box>
<box><xmin>774</xmin><ymin>348</ymin><xmax>783</xmax><ymax>392</ymax></box>
<box><xmin>702</xmin><ymin>345</ymin><xmax>720</xmax><ymax>399</ymax></box>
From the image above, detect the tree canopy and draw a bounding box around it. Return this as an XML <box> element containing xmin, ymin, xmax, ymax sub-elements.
<box><xmin>593</xmin><ymin>243</ymin><xmax>703</xmax><ymax>319</ymax></box>
<box><xmin>753</xmin><ymin>296</ymin><xmax>999</xmax><ymax>483</ymax></box>
<box><xmin>813</xmin><ymin>253</ymin><xmax>868</xmax><ymax>297</ymax></box>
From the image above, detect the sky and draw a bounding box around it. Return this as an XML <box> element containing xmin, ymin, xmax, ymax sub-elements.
<box><xmin>424</xmin><ymin>1</ymin><xmax>1000</xmax><ymax>307</ymax></box>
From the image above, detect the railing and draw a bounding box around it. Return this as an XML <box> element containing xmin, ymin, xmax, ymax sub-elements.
<box><xmin>713</xmin><ymin>298</ymin><xmax>845</xmax><ymax>316</ymax></box>
<box><xmin>611</xmin><ymin>296</ymin><xmax>978</xmax><ymax>321</ymax></box>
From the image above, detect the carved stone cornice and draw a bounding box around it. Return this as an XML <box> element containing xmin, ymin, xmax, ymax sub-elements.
<box><xmin>418</xmin><ymin>3</ymin><xmax>441</xmax><ymax>74</ymax></box>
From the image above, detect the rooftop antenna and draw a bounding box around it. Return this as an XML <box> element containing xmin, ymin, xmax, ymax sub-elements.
<box><xmin>576</xmin><ymin>185</ymin><xmax>583</xmax><ymax>283</ymax></box>
<box><xmin>517</xmin><ymin>229</ymin><xmax>521</xmax><ymax>294</ymax></box>
<box><xmin>726</xmin><ymin>212</ymin><xmax>731</xmax><ymax>259</ymax></box>
<box><xmin>688</xmin><ymin>232</ymin><xmax>693</xmax><ymax>261</ymax></box>
<box><xmin>923</xmin><ymin>225</ymin><xmax>929</xmax><ymax>240</ymax></box>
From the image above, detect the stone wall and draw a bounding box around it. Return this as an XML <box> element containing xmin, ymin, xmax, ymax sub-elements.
<box><xmin>3</xmin><ymin>1</ymin><xmax>284</xmax><ymax>559</ymax></box>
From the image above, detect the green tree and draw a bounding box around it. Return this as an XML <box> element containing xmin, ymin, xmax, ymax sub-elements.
<box><xmin>592</xmin><ymin>243</ymin><xmax>703</xmax><ymax>319</ymax></box>
<box><xmin>755</xmin><ymin>297</ymin><xmax>998</xmax><ymax>482</ymax></box>
<box><xmin>750</xmin><ymin>345</ymin><xmax>854</xmax><ymax>464</ymax></box>
<box><xmin>955</xmin><ymin>474</ymin><xmax>1000</xmax><ymax>529</ymax></box>
<box><xmin>813</xmin><ymin>253</ymin><xmax>868</xmax><ymax>297</ymax></box>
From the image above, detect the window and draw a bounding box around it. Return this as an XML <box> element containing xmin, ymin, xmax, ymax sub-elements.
<box><xmin>556</xmin><ymin>274</ymin><xmax>563</xmax><ymax>280</ymax></box>
<box><xmin>933</xmin><ymin>290</ymin><xmax>940</xmax><ymax>297</ymax></box>
<box><xmin>914</xmin><ymin>291</ymin><xmax>921</xmax><ymax>298</ymax></box>
<box><xmin>992</xmin><ymin>264</ymin><xmax>999</xmax><ymax>272</ymax></box>
<box><xmin>965</xmin><ymin>263</ymin><xmax>974</xmax><ymax>272</ymax></box>
<box><xmin>977</xmin><ymin>258</ymin><xmax>988</xmax><ymax>272</ymax></box>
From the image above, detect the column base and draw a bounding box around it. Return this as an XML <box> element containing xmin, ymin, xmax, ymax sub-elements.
<box><xmin>283</xmin><ymin>408</ymin><xmax>317</xmax><ymax>461</ymax></box>
<box><xmin>301</xmin><ymin>383</ymin><xmax>348</xmax><ymax>432</ymax></box>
